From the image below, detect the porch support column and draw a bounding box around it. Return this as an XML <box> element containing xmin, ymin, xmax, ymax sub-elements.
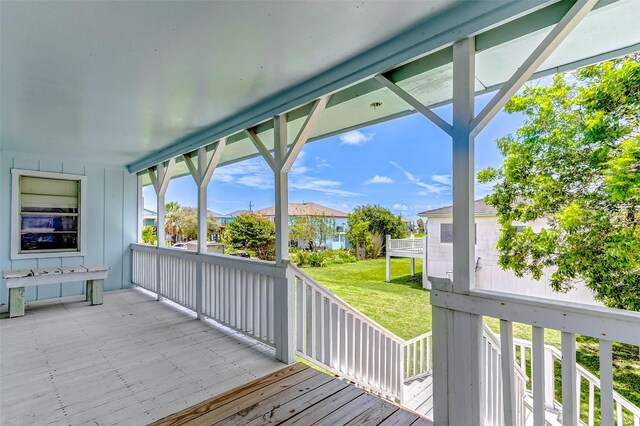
<box><xmin>433</xmin><ymin>37</ymin><xmax>483</xmax><ymax>426</ymax></box>
<box><xmin>249</xmin><ymin>97</ymin><xmax>327</xmax><ymax>364</ymax></box>
<box><xmin>148</xmin><ymin>159</ymin><xmax>175</xmax><ymax>249</ymax></box>
<box><xmin>148</xmin><ymin>158</ymin><xmax>175</xmax><ymax>300</ymax></box>
<box><xmin>184</xmin><ymin>139</ymin><xmax>226</xmax><ymax>319</ymax></box>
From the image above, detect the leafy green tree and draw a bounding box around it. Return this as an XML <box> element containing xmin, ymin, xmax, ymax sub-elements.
<box><xmin>478</xmin><ymin>56</ymin><xmax>640</xmax><ymax>310</ymax></box>
<box><xmin>416</xmin><ymin>218</ymin><xmax>425</xmax><ymax>233</ymax></box>
<box><xmin>141</xmin><ymin>225</ymin><xmax>157</xmax><ymax>246</ymax></box>
<box><xmin>165</xmin><ymin>201</ymin><xmax>180</xmax><ymax>213</ymax></box>
<box><xmin>179</xmin><ymin>207</ymin><xmax>220</xmax><ymax>241</ymax></box>
<box><xmin>223</xmin><ymin>213</ymin><xmax>275</xmax><ymax>260</ymax></box>
<box><xmin>164</xmin><ymin>208</ymin><xmax>183</xmax><ymax>245</ymax></box>
<box><xmin>290</xmin><ymin>215</ymin><xmax>336</xmax><ymax>251</ymax></box>
<box><xmin>345</xmin><ymin>220</ymin><xmax>373</xmax><ymax>258</ymax></box>
<box><xmin>347</xmin><ymin>205</ymin><xmax>408</xmax><ymax>256</ymax></box>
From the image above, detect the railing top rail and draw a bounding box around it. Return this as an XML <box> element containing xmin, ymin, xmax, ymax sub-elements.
<box><xmin>290</xmin><ymin>263</ymin><xmax>405</xmax><ymax>345</ymax></box>
<box><xmin>431</xmin><ymin>288</ymin><xmax>640</xmax><ymax>346</ymax></box>
<box><xmin>131</xmin><ymin>243</ymin><xmax>285</xmax><ymax>277</ymax></box>
<box><xmin>404</xmin><ymin>331</ymin><xmax>432</xmax><ymax>346</ymax></box>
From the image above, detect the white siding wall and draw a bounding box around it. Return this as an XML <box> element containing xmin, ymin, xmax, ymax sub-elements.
<box><xmin>426</xmin><ymin>215</ymin><xmax>599</xmax><ymax>305</ymax></box>
<box><xmin>1</xmin><ymin>152</ymin><xmax>138</xmax><ymax>305</ymax></box>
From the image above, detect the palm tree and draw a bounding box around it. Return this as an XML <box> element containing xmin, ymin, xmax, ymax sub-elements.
<box><xmin>164</xmin><ymin>203</ymin><xmax>182</xmax><ymax>245</ymax></box>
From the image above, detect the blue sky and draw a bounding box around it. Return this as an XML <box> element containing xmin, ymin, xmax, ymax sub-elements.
<box><xmin>144</xmin><ymin>92</ymin><xmax>527</xmax><ymax>219</ymax></box>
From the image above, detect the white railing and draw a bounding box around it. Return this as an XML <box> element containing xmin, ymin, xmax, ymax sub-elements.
<box><xmin>387</xmin><ymin>236</ymin><xmax>425</xmax><ymax>256</ymax></box>
<box><xmin>404</xmin><ymin>332</ymin><xmax>432</xmax><ymax>381</ymax></box>
<box><xmin>431</xmin><ymin>286</ymin><xmax>640</xmax><ymax>426</ymax></box>
<box><xmin>513</xmin><ymin>338</ymin><xmax>640</xmax><ymax>426</ymax></box>
<box><xmin>291</xmin><ymin>264</ymin><xmax>405</xmax><ymax>402</ymax></box>
<box><xmin>131</xmin><ymin>244</ymin><xmax>282</xmax><ymax>346</ymax></box>
<box><xmin>484</xmin><ymin>324</ymin><xmax>529</xmax><ymax>426</ymax></box>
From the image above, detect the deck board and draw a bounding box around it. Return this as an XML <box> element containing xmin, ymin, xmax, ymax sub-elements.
<box><xmin>155</xmin><ymin>363</ymin><xmax>433</xmax><ymax>426</ymax></box>
<box><xmin>0</xmin><ymin>289</ymin><xmax>284</xmax><ymax>425</ymax></box>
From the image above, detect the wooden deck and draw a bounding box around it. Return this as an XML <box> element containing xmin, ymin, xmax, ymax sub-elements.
<box><xmin>404</xmin><ymin>376</ymin><xmax>433</xmax><ymax>418</ymax></box>
<box><xmin>0</xmin><ymin>289</ymin><xmax>284</xmax><ymax>425</ymax></box>
<box><xmin>152</xmin><ymin>363</ymin><xmax>432</xmax><ymax>425</ymax></box>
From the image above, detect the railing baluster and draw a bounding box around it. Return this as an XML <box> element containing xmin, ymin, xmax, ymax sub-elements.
<box><xmin>600</xmin><ymin>339</ymin><xmax>614</xmax><ymax>426</ymax></box>
<box><xmin>296</xmin><ymin>278</ymin><xmax>304</xmax><ymax>352</ymax></box>
<box><xmin>588</xmin><ymin>382</ymin><xmax>595</xmax><ymax>426</ymax></box>
<box><xmin>323</xmin><ymin>296</ymin><xmax>330</xmax><ymax>365</ymax></box>
<box><xmin>561</xmin><ymin>332</ymin><xmax>578</xmax><ymax>426</ymax></box>
<box><xmin>532</xmin><ymin>326</ymin><xmax>545</xmax><ymax>426</ymax></box>
<box><xmin>316</xmin><ymin>291</ymin><xmax>323</xmax><ymax>361</ymax></box>
<box><xmin>305</xmin><ymin>284</ymin><xmax>313</xmax><ymax>356</ymax></box>
<box><xmin>500</xmin><ymin>319</ymin><xmax>517</xmax><ymax>426</ymax></box>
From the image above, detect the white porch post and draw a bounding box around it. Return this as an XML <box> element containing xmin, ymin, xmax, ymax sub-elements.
<box><xmin>184</xmin><ymin>140</ymin><xmax>226</xmax><ymax>319</ymax></box>
<box><xmin>433</xmin><ymin>37</ymin><xmax>483</xmax><ymax>426</ymax></box>
<box><xmin>148</xmin><ymin>158</ymin><xmax>175</xmax><ymax>300</ymax></box>
<box><xmin>137</xmin><ymin>175</ymin><xmax>144</xmax><ymax>243</ymax></box>
<box><xmin>273</xmin><ymin>114</ymin><xmax>295</xmax><ymax>363</ymax></box>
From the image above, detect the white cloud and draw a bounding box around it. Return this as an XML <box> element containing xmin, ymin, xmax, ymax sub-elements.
<box><xmin>432</xmin><ymin>174</ymin><xmax>452</xmax><ymax>186</ymax></box>
<box><xmin>390</xmin><ymin>161</ymin><xmax>448</xmax><ymax>195</ymax></box>
<box><xmin>364</xmin><ymin>175</ymin><xmax>394</xmax><ymax>185</ymax></box>
<box><xmin>393</xmin><ymin>203</ymin><xmax>408</xmax><ymax>211</ymax></box>
<box><xmin>339</xmin><ymin>130</ymin><xmax>374</xmax><ymax>146</ymax></box>
<box><xmin>291</xmin><ymin>178</ymin><xmax>361</xmax><ymax>197</ymax></box>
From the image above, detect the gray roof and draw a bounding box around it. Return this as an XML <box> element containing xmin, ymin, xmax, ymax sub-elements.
<box><xmin>255</xmin><ymin>202</ymin><xmax>348</xmax><ymax>218</ymax></box>
<box><xmin>418</xmin><ymin>199</ymin><xmax>496</xmax><ymax>217</ymax></box>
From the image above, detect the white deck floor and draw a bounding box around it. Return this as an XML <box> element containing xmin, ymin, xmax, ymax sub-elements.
<box><xmin>0</xmin><ymin>288</ymin><xmax>285</xmax><ymax>425</ymax></box>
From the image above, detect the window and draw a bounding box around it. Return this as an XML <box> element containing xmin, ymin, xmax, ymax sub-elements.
<box><xmin>440</xmin><ymin>223</ymin><xmax>477</xmax><ymax>244</ymax></box>
<box><xmin>11</xmin><ymin>169</ymin><xmax>86</xmax><ymax>259</ymax></box>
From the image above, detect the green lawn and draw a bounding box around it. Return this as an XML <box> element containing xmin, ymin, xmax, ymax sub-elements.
<box><xmin>302</xmin><ymin>257</ymin><xmax>640</xmax><ymax>421</ymax></box>
<box><xmin>303</xmin><ymin>257</ymin><xmax>431</xmax><ymax>340</ymax></box>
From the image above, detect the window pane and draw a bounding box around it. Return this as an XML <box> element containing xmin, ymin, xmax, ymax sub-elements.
<box><xmin>441</xmin><ymin>223</ymin><xmax>453</xmax><ymax>243</ymax></box>
<box><xmin>21</xmin><ymin>233</ymin><xmax>78</xmax><ymax>251</ymax></box>
<box><xmin>21</xmin><ymin>215</ymin><xmax>78</xmax><ymax>232</ymax></box>
<box><xmin>20</xmin><ymin>176</ymin><xmax>79</xmax><ymax>212</ymax></box>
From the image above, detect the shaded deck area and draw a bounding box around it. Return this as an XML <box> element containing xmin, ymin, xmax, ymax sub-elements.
<box><xmin>0</xmin><ymin>289</ymin><xmax>284</xmax><ymax>425</ymax></box>
<box><xmin>153</xmin><ymin>363</ymin><xmax>432</xmax><ymax>425</ymax></box>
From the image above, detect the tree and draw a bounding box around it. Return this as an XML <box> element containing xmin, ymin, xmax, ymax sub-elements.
<box><xmin>347</xmin><ymin>205</ymin><xmax>408</xmax><ymax>256</ymax></box>
<box><xmin>141</xmin><ymin>225</ymin><xmax>156</xmax><ymax>245</ymax></box>
<box><xmin>416</xmin><ymin>218</ymin><xmax>425</xmax><ymax>233</ymax></box>
<box><xmin>290</xmin><ymin>215</ymin><xmax>336</xmax><ymax>251</ymax></box>
<box><xmin>164</xmin><ymin>209</ymin><xmax>183</xmax><ymax>245</ymax></box>
<box><xmin>478</xmin><ymin>56</ymin><xmax>640</xmax><ymax>310</ymax></box>
<box><xmin>179</xmin><ymin>207</ymin><xmax>220</xmax><ymax>241</ymax></box>
<box><xmin>222</xmin><ymin>213</ymin><xmax>275</xmax><ymax>260</ymax></box>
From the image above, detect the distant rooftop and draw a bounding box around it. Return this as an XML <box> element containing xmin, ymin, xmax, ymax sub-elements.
<box><xmin>418</xmin><ymin>199</ymin><xmax>497</xmax><ymax>217</ymax></box>
<box><xmin>226</xmin><ymin>209</ymin><xmax>251</xmax><ymax>217</ymax></box>
<box><xmin>255</xmin><ymin>202</ymin><xmax>348</xmax><ymax>218</ymax></box>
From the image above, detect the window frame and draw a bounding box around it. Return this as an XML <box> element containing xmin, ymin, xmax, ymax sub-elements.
<box><xmin>11</xmin><ymin>169</ymin><xmax>87</xmax><ymax>259</ymax></box>
<box><xmin>440</xmin><ymin>222</ymin><xmax>477</xmax><ymax>244</ymax></box>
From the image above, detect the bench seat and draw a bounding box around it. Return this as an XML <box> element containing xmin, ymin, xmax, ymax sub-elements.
<box><xmin>2</xmin><ymin>265</ymin><xmax>109</xmax><ymax>318</ymax></box>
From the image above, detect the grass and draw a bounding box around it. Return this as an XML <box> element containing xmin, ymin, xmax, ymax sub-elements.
<box><xmin>303</xmin><ymin>257</ymin><xmax>640</xmax><ymax>422</ymax></box>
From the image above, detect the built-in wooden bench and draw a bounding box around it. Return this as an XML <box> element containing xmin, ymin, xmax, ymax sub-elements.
<box><xmin>2</xmin><ymin>265</ymin><xmax>109</xmax><ymax>318</ymax></box>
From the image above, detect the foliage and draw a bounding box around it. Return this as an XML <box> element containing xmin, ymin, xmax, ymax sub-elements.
<box><xmin>222</xmin><ymin>213</ymin><xmax>275</xmax><ymax>260</ymax></box>
<box><xmin>478</xmin><ymin>56</ymin><xmax>640</xmax><ymax>310</ymax></box>
<box><xmin>162</xmin><ymin>204</ymin><xmax>220</xmax><ymax>244</ymax></box>
<box><xmin>141</xmin><ymin>226</ymin><xmax>156</xmax><ymax>246</ymax></box>
<box><xmin>416</xmin><ymin>218</ymin><xmax>425</xmax><ymax>233</ymax></box>
<box><xmin>292</xmin><ymin>249</ymin><xmax>357</xmax><ymax>267</ymax></box>
<box><xmin>165</xmin><ymin>201</ymin><xmax>180</xmax><ymax>213</ymax></box>
<box><xmin>347</xmin><ymin>205</ymin><xmax>408</xmax><ymax>257</ymax></box>
<box><xmin>177</xmin><ymin>207</ymin><xmax>220</xmax><ymax>240</ymax></box>
<box><xmin>345</xmin><ymin>220</ymin><xmax>373</xmax><ymax>257</ymax></box>
<box><xmin>289</xmin><ymin>214</ymin><xmax>336</xmax><ymax>251</ymax></box>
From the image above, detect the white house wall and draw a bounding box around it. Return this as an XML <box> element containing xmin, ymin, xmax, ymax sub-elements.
<box><xmin>427</xmin><ymin>215</ymin><xmax>599</xmax><ymax>305</ymax></box>
<box><xmin>0</xmin><ymin>152</ymin><xmax>137</xmax><ymax>305</ymax></box>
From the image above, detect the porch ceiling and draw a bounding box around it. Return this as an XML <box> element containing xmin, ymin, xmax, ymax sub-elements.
<box><xmin>2</xmin><ymin>1</ymin><xmax>638</xmax><ymax>175</ymax></box>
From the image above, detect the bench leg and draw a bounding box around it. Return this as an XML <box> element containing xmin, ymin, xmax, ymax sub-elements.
<box><xmin>87</xmin><ymin>279</ymin><xmax>104</xmax><ymax>305</ymax></box>
<box><xmin>9</xmin><ymin>287</ymin><xmax>25</xmax><ymax>318</ymax></box>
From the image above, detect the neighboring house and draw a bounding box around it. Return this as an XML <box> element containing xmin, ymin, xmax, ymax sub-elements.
<box><xmin>255</xmin><ymin>202</ymin><xmax>349</xmax><ymax>250</ymax></box>
<box><xmin>418</xmin><ymin>200</ymin><xmax>598</xmax><ymax>305</ymax></box>
<box><xmin>143</xmin><ymin>209</ymin><xmax>157</xmax><ymax>228</ymax></box>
